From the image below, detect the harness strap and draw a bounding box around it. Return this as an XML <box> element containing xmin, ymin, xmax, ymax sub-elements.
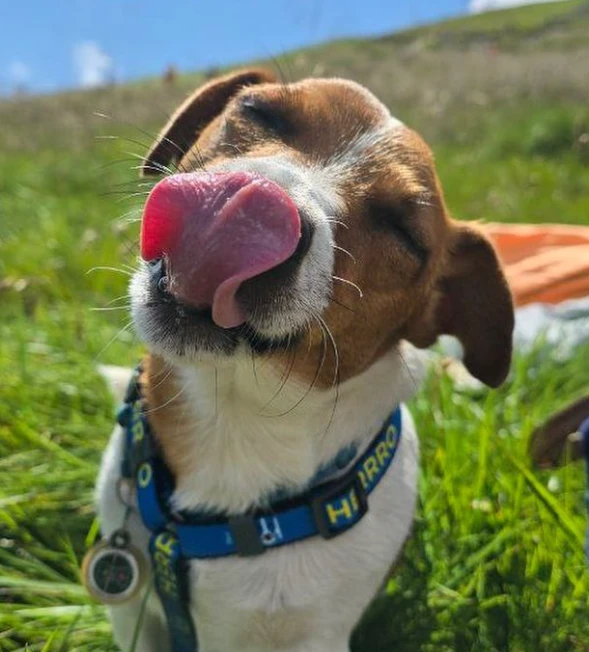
<box><xmin>116</xmin><ymin>365</ymin><xmax>403</xmax><ymax>651</ymax></box>
<box><xmin>122</xmin><ymin>407</ymin><xmax>402</xmax><ymax>558</ymax></box>
<box><xmin>150</xmin><ymin>531</ymin><xmax>198</xmax><ymax>652</ymax></box>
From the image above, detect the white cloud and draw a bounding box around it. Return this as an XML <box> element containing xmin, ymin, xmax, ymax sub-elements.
<box><xmin>469</xmin><ymin>0</ymin><xmax>567</xmax><ymax>13</ymax></box>
<box><xmin>8</xmin><ymin>60</ymin><xmax>31</xmax><ymax>84</ymax></box>
<box><xmin>73</xmin><ymin>41</ymin><xmax>114</xmax><ymax>88</ymax></box>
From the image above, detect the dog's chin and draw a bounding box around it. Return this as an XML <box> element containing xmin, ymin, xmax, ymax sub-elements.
<box><xmin>129</xmin><ymin>264</ymin><xmax>324</xmax><ymax>364</ymax></box>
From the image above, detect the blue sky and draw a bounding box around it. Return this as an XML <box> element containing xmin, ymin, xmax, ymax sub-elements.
<box><xmin>0</xmin><ymin>0</ymin><xmax>557</xmax><ymax>95</ymax></box>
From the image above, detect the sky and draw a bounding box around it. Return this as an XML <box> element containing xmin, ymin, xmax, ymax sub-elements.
<box><xmin>0</xmin><ymin>0</ymin><xmax>565</xmax><ymax>95</ymax></box>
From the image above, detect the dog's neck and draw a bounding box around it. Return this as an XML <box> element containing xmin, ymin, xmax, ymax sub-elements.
<box><xmin>142</xmin><ymin>343</ymin><xmax>423</xmax><ymax>514</ymax></box>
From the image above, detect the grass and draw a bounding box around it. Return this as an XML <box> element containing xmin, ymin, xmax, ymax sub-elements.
<box><xmin>2</xmin><ymin>1</ymin><xmax>589</xmax><ymax>649</ymax></box>
<box><xmin>386</xmin><ymin>0</ymin><xmax>589</xmax><ymax>50</ymax></box>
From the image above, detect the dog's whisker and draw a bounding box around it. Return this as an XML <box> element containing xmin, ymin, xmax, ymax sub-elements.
<box><xmin>143</xmin><ymin>381</ymin><xmax>188</xmax><ymax>416</ymax></box>
<box><xmin>270</xmin><ymin>320</ymin><xmax>327</xmax><ymax>419</ymax></box>
<box><xmin>119</xmin><ymin>262</ymin><xmax>141</xmax><ymax>274</ymax></box>
<box><xmin>329</xmin><ymin>296</ymin><xmax>357</xmax><ymax>315</ymax></box>
<box><xmin>96</xmin><ymin>133</ymin><xmax>155</xmax><ymax>156</ymax></box>
<box><xmin>315</xmin><ymin>315</ymin><xmax>340</xmax><ymax>438</ymax></box>
<box><xmin>305</xmin><ymin>320</ymin><xmax>314</xmax><ymax>355</ymax></box>
<box><xmin>270</xmin><ymin>55</ymin><xmax>291</xmax><ymax>87</ymax></box>
<box><xmin>223</xmin><ymin>142</ymin><xmax>249</xmax><ymax>159</ymax></box>
<box><xmin>100</xmin><ymin>190</ymin><xmax>150</xmax><ymax>197</ymax></box>
<box><xmin>396</xmin><ymin>345</ymin><xmax>421</xmax><ymax>398</ymax></box>
<box><xmin>95</xmin><ymin>111</ymin><xmax>186</xmax><ymax>173</ymax></box>
<box><xmin>331</xmin><ymin>276</ymin><xmax>363</xmax><ymax>298</ymax></box>
<box><xmin>325</xmin><ymin>218</ymin><xmax>349</xmax><ymax>230</ymax></box>
<box><xmin>149</xmin><ymin>366</ymin><xmax>175</xmax><ymax>393</ymax></box>
<box><xmin>182</xmin><ymin>143</ymin><xmax>208</xmax><ymax>173</ymax></box>
<box><xmin>92</xmin><ymin>157</ymin><xmax>155</xmax><ymax>175</ymax></box>
<box><xmin>110</xmin><ymin>208</ymin><xmax>143</xmax><ymax>226</ymax></box>
<box><xmin>104</xmin><ymin>191</ymin><xmax>152</xmax><ymax>203</ymax></box>
<box><xmin>251</xmin><ymin>349</ymin><xmax>260</xmax><ymax>387</ymax></box>
<box><xmin>122</xmin><ymin>150</ymin><xmax>177</xmax><ymax>176</ymax></box>
<box><xmin>96</xmin><ymin>133</ymin><xmax>178</xmax><ymax>177</ymax></box>
<box><xmin>129</xmin><ymin>163</ymin><xmax>174</xmax><ymax>176</ymax></box>
<box><xmin>259</xmin><ymin>336</ymin><xmax>299</xmax><ymax>415</ymax></box>
<box><xmin>93</xmin><ymin>320</ymin><xmax>135</xmax><ymax>362</ymax></box>
<box><xmin>93</xmin><ymin>295</ymin><xmax>133</xmax><ymax>311</ymax></box>
<box><xmin>91</xmin><ymin>305</ymin><xmax>131</xmax><ymax>312</ymax></box>
<box><xmin>333</xmin><ymin>244</ymin><xmax>356</xmax><ymax>263</ymax></box>
<box><xmin>86</xmin><ymin>266</ymin><xmax>134</xmax><ymax>277</ymax></box>
<box><xmin>120</xmin><ymin>239</ymin><xmax>140</xmax><ymax>257</ymax></box>
<box><xmin>108</xmin><ymin>179</ymin><xmax>156</xmax><ymax>191</ymax></box>
<box><xmin>214</xmin><ymin>367</ymin><xmax>218</xmax><ymax>417</ymax></box>
<box><xmin>105</xmin><ymin>294</ymin><xmax>133</xmax><ymax>306</ymax></box>
<box><xmin>316</xmin><ymin>316</ymin><xmax>339</xmax><ymax>387</ymax></box>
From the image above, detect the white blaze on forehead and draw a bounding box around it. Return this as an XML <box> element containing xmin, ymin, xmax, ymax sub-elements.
<box><xmin>323</xmin><ymin>118</ymin><xmax>405</xmax><ymax>182</ymax></box>
<box><xmin>303</xmin><ymin>78</ymin><xmax>406</xmax><ymax>186</ymax></box>
<box><xmin>311</xmin><ymin>80</ymin><xmax>406</xmax><ymax>181</ymax></box>
<box><xmin>388</xmin><ymin>115</ymin><xmax>405</xmax><ymax>130</ymax></box>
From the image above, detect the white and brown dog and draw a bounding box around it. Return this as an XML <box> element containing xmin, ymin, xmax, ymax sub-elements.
<box><xmin>95</xmin><ymin>69</ymin><xmax>514</xmax><ymax>652</ymax></box>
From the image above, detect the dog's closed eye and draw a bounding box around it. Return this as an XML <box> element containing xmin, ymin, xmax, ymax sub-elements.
<box><xmin>239</xmin><ymin>96</ymin><xmax>290</xmax><ymax>137</ymax></box>
<box><xmin>368</xmin><ymin>198</ymin><xmax>429</xmax><ymax>261</ymax></box>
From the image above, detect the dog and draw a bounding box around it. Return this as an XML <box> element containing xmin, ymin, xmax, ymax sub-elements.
<box><xmin>94</xmin><ymin>68</ymin><xmax>514</xmax><ymax>652</ymax></box>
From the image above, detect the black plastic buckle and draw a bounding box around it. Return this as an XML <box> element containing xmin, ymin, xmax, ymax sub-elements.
<box><xmin>124</xmin><ymin>367</ymin><xmax>142</xmax><ymax>404</ymax></box>
<box><xmin>228</xmin><ymin>515</ymin><xmax>266</xmax><ymax>557</ymax></box>
<box><xmin>311</xmin><ymin>474</ymin><xmax>369</xmax><ymax>540</ymax></box>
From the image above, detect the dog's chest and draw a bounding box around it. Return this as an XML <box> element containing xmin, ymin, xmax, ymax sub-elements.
<box><xmin>97</xmin><ymin>349</ymin><xmax>423</xmax><ymax>651</ymax></box>
<box><xmin>97</xmin><ymin>409</ymin><xmax>418</xmax><ymax>651</ymax></box>
<box><xmin>183</xmin><ymin>418</ymin><xmax>418</xmax><ymax>650</ymax></box>
<box><xmin>165</xmin><ymin>356</ymin><xmax>412</xmax><ymax>514</ymax></box>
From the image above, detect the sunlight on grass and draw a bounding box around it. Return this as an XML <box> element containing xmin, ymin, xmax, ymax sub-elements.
<box><xmin>1</xmin><ymin>2</ymin><xmax>589</xmax><ymax>648</ymax></box>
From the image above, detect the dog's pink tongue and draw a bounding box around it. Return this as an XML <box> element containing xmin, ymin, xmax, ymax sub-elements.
<box><xmin>141</xmin><ymin>172</ymin><xmax>301</xmax><ymax>328</ymax></box>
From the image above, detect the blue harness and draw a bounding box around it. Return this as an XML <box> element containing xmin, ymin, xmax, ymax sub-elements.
<box><xmin>116</xmin><ymin>367</ymin><xmax>403</xmax><ymax>652</ymax></box>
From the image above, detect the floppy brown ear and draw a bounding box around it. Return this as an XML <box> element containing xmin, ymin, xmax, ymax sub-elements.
<box><xmin>410</xmin><ymin>224</ymin><xmax>514</xmax><ymax>387</ymax></box>
<box><xmin>142</xmin><ymin>68</ymin><xmax>276</xmax><ymax>176</ymax></box>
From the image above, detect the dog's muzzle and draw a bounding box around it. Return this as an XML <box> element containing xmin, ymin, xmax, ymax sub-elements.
<box><xmin>140</xmin><ymin>171</ymin><xmax>302</xmax><ymax>329</ymax></box>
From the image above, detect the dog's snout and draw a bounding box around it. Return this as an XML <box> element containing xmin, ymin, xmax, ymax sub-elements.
<box><xmin>284</xmin><ymin>211</ymin><xmax>314</xmax><ymax>268</ymax></box>
<box><xmin>236</xmin><ymin>212</ymin><xmax>315</xmax><ymax>316</ymax></box>
<box><xmin>140</xmin><ymin>171</ymin><xmax>301</xmax><ymax>329</ymax></box>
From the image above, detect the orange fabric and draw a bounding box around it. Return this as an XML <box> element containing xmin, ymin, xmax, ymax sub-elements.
<box><xmin>483</xmin><ymin>223</ymin><xmax>589</xmax><ymax>307</ymax></box>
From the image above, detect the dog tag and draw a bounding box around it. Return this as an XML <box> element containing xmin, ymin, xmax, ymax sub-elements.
<box><xmin>82</xmin><ymin>529</ymin><xmax>145</xmax><ymax>605</ymax></box>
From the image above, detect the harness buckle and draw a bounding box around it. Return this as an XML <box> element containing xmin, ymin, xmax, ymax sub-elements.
<box><xmin>124</xmin><ymin>366</ymin><xmax>142</xmax><ymax>404</ymax></box>
<box><xmin>311</xmin><ymin>473</ymin><xmax>369</xmax><ymax>540</ymax></box>
<box><xmin>228</xmin><ymin>515</ymin><xmax>266</xmax><ymax>557</ymax></box>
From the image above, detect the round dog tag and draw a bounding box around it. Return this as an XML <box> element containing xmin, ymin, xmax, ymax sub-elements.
<box><xmin>82</xmin><ymin>530</ymin><xmax>145</xmax><ymax>605</ymax></box>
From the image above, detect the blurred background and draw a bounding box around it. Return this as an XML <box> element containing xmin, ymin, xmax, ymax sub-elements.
<box><xmin>1</xmin><ymin>1</ymin><xmax>589</xmax><ymax>650</ymax></box>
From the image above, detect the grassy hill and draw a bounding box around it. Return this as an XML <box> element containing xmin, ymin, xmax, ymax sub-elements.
<box><xmin>1</xmin><ymin>1</ymin><xmax>589</xmax><ymax>650</ymax></box>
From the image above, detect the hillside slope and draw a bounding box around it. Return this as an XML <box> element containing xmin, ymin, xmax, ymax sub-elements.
<box><xmin>1</xmin><ymin>0</ymin><xmax>589</xmax><ymax>152</ymax></box>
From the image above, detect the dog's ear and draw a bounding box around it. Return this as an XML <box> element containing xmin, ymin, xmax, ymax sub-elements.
<box><xmin>408</xmin><ymin>223</ymin><xmax>514</xmax><ymax>387</ymax></box>
<box><xmin>141</xmin><ymin>68</ymin><xmax>276</xmax><ymax>176</ymax></box>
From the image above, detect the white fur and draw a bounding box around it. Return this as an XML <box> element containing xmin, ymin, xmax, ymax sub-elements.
<box><xmin>97</xmin><ymin>344</ymin><xmax>423</xmax><ymax>652</ymax></box>
<box><xmin>324</xmin><ymin>121</ymin><xmax>405</xmax><ymax>183</ymax></box>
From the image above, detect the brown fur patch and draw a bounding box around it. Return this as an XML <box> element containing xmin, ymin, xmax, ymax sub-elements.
<box><xmin>140</xmin><ymin>355</ymin><xmax>197</xmax><ymax>477</ymax></box>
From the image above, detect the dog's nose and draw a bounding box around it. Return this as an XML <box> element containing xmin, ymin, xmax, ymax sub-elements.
<box><xmin>141</xmin><ymin>172</ymin><xmax>301</xmax><ymax>329</ymax></box>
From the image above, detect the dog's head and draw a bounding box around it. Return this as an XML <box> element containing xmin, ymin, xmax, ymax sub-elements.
<box><xmin>131</xmin><ymin>68</ymin><xmax>514</xmax><ymax>388</ymax></box>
